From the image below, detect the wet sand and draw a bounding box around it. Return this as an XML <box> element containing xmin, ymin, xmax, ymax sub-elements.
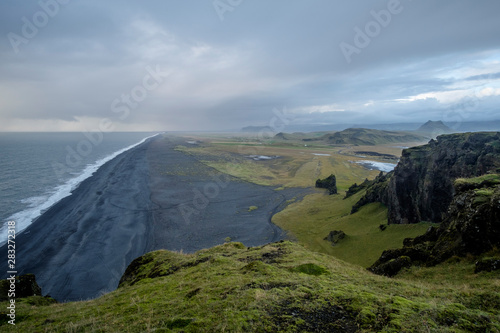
<box><xmin>0</xmin><ymin>135</ymin><xmax>309</xmax><ymax>301</ymax></box>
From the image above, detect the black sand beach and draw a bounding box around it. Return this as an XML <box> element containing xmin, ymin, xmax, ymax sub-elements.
<box><xmin>1</xmin><ymin>135</ymin><xmax>309</xmax><ymax>301</ymax></box>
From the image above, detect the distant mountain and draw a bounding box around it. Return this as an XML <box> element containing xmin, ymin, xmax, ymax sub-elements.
<box><xmin>316</xmin><ymin>128</ymin><xmax>428</xmax><ymax>146</ymax></box>
<box><xmin>273</xmin><ymin>132</ymin><xmax>326</xmax><ymax>141</ymax></box>
<box><xmin>274</xmin><ymin>132</ymin><xmax>303</xmax><ymax>140</ymax></box>
<box><xmin>416</xmin><ymin>120</ymin><xmax>452</xmax><ymax>136</ymax></box>
<box><xmin>274</xmin><ymin>123</ymin><xmax>425</xmax><ymax>133</ymax></box>
<box><xmin>241</xmin><ymin>119</ymin><xmax>500</xmax><ymax>134</ymax></box>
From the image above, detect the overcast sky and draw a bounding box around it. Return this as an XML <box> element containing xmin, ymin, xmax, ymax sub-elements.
<box><xmin>1</xmin><ymin>0</ymin><xmax>500</xmax><ymax>131</ymax></box>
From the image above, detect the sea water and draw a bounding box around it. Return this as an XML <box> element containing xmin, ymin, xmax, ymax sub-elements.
<box><xmin>0</xmin><ymin>132</ymin><xmax>157</xmax><ymax>242</ymax></box>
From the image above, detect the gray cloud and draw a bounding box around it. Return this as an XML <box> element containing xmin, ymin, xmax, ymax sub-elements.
<box><xmin>1</xmin><ymin>0</ymin><xmax>500</xmax><ymax>131</ymax></box>
<box><xmin>466</xmin><ymin>72</ymin><xmax>500</xmax><ymax>81</ymax></box>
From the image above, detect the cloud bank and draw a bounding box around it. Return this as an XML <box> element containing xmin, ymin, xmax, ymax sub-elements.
<box><xmin>1</xmin><ymin>0</ymin><xmax>499</xmax><ymax>131</ymax></box>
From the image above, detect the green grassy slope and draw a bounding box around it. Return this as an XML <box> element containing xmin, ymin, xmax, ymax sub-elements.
<box><xmin>273</xmin><ymin>191</ymin><xmax>433</xmax><ymax>267</ymax></box>
<box><xmin>4</xmin><ymin>242</ymin><xmax>500</xmax><ymax>332</ymax></box>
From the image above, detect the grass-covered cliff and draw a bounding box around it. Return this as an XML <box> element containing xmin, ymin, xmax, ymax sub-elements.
<box><xmin>386</xmin><ymin>132</ymin><xmax>500</xmax><ymax>224</ymax></box>
<box><xmin>3</xmin><ymin>241</ymin><xmax>500</xmax><ymax>332</ymax></box>
<box><xmin>349</xmin><ymin>132</ymin><xmax>500</xmax><ymax>225</ymax></box>
<box><xmin>370</xmin><ymin>174</ymin><xmax>500</xmax><ymax>276</ymax></box>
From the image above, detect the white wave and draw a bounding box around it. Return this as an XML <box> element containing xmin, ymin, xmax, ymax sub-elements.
<box><xmin>354</xmin><ymin>160</ymin><xmax>398</xmax><ymax>172</ymax></box>
<box><xmin>0</xmin><ymin>133</ymin><xmax>159</xmax><ymax>244</ymax></box>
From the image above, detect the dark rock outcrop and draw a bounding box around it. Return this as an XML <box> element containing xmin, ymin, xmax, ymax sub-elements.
<box><xmin>369</xmin><ymin>175</ymin><xmax>500</xmax><ymax>276</ymax></box>
<box><xmin>350</xmin><ymin>171</ymin><xmax>391</xmax><ymax>214</ymax></box>
<box><xmin>324</xmin><ymin>230</ymin><xmax>346</xmax><ymax>246</ymax></box>
<box><xmin>475</xmin><ymin>258</ymin><xmax>500</xmax><ymax>273</ymax></box>
<box><xmin>369</xmin><ymin>256</ymin><xmax>412</xmax><ymax>277</ymax></box>
<box><xmin>344</xmin><ymin>178</ymin><xmax>372</xmax><ymax>199</ymax></box>
<box><xmin>386</xmin><ymin>132</ymin><xmax>500</xmax><ymax>224</ymax></box>
<box><xmin>0</xmin><ymin>274</ymin><xmax>42</xmax><ymax>301</ymax></box>
<box><xmin>316</xmin><ymin>174</ymin><xmax>337</xmax><ymax>195</ymax></box>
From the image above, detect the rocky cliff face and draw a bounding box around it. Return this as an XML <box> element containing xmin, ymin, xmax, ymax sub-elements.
<box><xmin>386</xmin><ymin>132</ymin><xmax>500</xmax><ymax>224</ymax></box>
<box><xmin>350</xmin><ymin>171</ymin><xmax>391</xmax><ymax>214</ymax></box>
<box><xmin>370</xmin><ymin>174</ymin><xmax>500</xmax><ymax>276</ymax></box>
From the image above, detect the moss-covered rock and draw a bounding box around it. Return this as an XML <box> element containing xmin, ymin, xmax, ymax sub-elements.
<box><xmin>315</xmin><ymin>174</ymin><xmax>338</xmax><ymax>195</ymax></box>
<box><xmin>0</xmin><ymin>274</ymin><xmax>42</xmax><ymax>301</ymax></box>
<box><xmin>475</xmin><ymin>258</ymin><xmax>500</xmax><ymax>273</ymax></box>
<box><xmin>324</xmin><ymin>230</ymin><xmax>346</xmax><ymax>246</ymax></box>
<box><xmin>350</xmin><ymin>171</ymin><xmax>391</xmax><ymax>214</ymax></box>
<box><xmin>369</xmin><ymin>256</ymin><xmax>412</xmax><ymax>277</ymax></box>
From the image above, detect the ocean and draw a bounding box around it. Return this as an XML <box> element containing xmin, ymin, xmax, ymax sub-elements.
<box><xmin>0</xmin><ymin>132</ymin><xmax>157</xmax><ymax>242</ymax></box>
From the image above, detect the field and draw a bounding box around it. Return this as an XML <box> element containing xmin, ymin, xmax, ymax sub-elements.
<box><xmin>175</xmin><ymin>133</ymin><xmax>431</xmax><ymax>267</ymax></box>
<box><xmin>175</xmin><ymin>133</ymin><xmax>413</xmax><ymax>189</ymax></box>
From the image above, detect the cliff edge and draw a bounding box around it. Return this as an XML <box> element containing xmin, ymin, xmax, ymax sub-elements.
<box><xmin>370</xmin><ymin>174</ymin><xmax>500</xmax><ymax>276</ymax></box>
<box><xmin>383</xmin><ymin>132</ymin><xmax>500</xmax><ymax>224</ymax></box>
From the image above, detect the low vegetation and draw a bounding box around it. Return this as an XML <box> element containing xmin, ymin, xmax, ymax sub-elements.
<box><xmin>455</xmin><ymin>173</ymin><xmax>500</xmax><ymax>186</ymax></box>
<box><xmin>4</xmin><ymin>241</ymin><xmax>500</xmax><ymax>332</ymax></box>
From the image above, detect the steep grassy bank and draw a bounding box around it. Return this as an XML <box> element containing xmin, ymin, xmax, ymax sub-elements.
<box><xmin>4</xmin><ymin>242</ymin><xmax>499</xmax><ymax>332</ymax></box>
<box><xmin>272</xmin><ymin>191</ymin><xmax>432</xmax><ymax>267</ymax></box>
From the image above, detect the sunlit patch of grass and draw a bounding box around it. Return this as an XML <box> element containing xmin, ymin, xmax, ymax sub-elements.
<box><xmin>455</xmin><ymin>173</ymin><xmax>500</xmax><ymax>186</ymax></box>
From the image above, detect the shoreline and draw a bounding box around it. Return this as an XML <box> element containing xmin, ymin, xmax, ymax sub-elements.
<box><xmin>0</xmin><ymin>135</ymin><xmax>310</xmax><ymax>302</ymax></box>
<box><xmin>0</xmin><ymin>133</ymin><xmax>159</xmax><ymax>244</ymax></box>
<box><xmin>1</xmin><ymin>137</ymin><xmax>154</xmax><ymax>301</ymax></box>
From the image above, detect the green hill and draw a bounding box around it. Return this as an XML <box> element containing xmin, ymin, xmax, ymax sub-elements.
<box><xmin>272</xmin><ymin>128</ymin><xmax>428</xmax><ymax>146</ymax></box>
<box><xmin>4</xmin><ymin>241</ymin><xmax>500</xmax><ymax>332</ymax></box>
<box><xmin>316</xmin><ymin>128</ymin><xmax>428</xmax><ymax>146</ymax></box>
